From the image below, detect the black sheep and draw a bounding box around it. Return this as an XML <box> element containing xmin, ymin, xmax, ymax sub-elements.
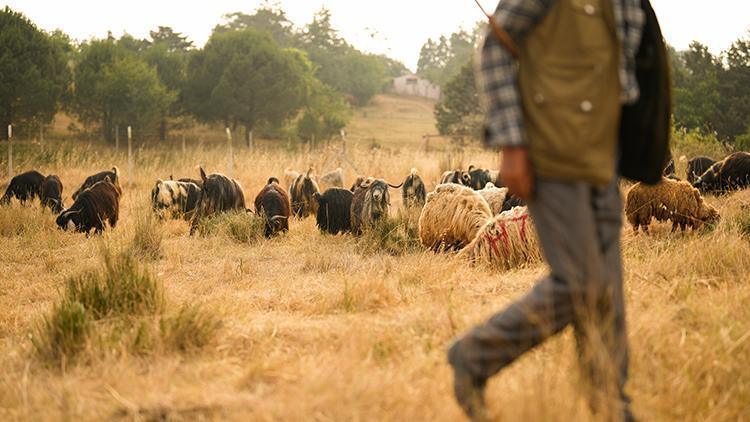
<box><xmin>686</xmin><ymin>156</ymin><xmax>716</xmax><ymax>184</ymax></box>
<box><xmin>693</xmin><ymin>152</ymin><xmax>750</xmax><ymax>194</ymax></box>
<box><xmin>314</xmin><ymin>188</ymin><xmax>353</xmax><ymax>234</ymax></box>
<box><xmin>402</xmin><ymin>169</ymin><xmax>426</xmax><ymax>208</ymax></box>
<box><xmin>254</xmin><ymin>178</ymin><xmax>291</xmax><ymax>238</ymax></box>
<box><xmin>502</xmin><ymin>194</ymin><xmax>526</xmax><ymax>212</ymax></box>
<box><xmin>1</xmin><ymin>170</ymin><xmax>45</xmax><ymax>205</ymax></box>
<box><xmin>41</xmin><ymin>175</ymin><xmax>64</xmax><ymax>213</ymax></box>
<box><xmin>72</xmin><ymin>167</ymin><xmax>119</xmax><ymax>200</ymax></box>
<box><xmin>56</xmin><ymin>176</ymin><xmax>121</xmax><ymax>234</ymax></box>
<box><xmin>189</xmin><ymin>167</ymin><xmax>246</xmax><ymax>234</ymax></box>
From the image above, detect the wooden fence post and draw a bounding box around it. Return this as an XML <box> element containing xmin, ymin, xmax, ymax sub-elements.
<box><xmin>247</xmin><ymin>130</ymin><xmax>253</xmax><ymax>150</ymax></box>
<box><xmin>127</xmin><ymin>126</ymin><xmax>133</xmax><ymax>187</ymax></box>
<box><xmin>7</xmin><ymin>125</ymin><xmax>12</xmax><ymax>178</ymax></box>
<box><xmin>226</xmin><ymin>127</ymin><xmax>233</xmax><ymax>176</ymax></box>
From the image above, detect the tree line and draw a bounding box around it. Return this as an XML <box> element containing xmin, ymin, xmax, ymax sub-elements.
<box><xmin>0</xmin><ymin>5</ymin><xmax>408</xmax><ymax>144</ymax></box>
<box><xmin>429</xmin><ymin>27</ymin><xmax>750</xmax><ymax>148</ymax></box>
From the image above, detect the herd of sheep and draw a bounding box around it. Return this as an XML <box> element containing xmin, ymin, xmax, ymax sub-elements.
<box><xmin>2</xmin><ymin>150</ymin><xmax>750</xmax><ymax>271</ymax></box>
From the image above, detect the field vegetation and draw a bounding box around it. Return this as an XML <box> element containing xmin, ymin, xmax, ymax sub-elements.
<box><xmin>0</xmin><ymin>94</ymin><xmax>748</xmax><ymax>421</ymax></box>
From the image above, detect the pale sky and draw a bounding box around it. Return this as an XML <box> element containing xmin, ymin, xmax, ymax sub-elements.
<box><xmin>4</xmin><ymin>0</ymin><xmax>749</xmax><ymax>71</ymax></box>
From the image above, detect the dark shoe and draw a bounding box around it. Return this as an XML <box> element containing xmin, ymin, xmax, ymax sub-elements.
<box><xmin>448</xmin><ymin>340</ymin><xmax>488</xmax><ymax>421</ymax></box>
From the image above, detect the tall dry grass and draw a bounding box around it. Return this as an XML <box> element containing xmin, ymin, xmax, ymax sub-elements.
<box><xmin>0</xmin><ymin>95</ymin><xmax>748</xmax><ymax>420</ymax></box>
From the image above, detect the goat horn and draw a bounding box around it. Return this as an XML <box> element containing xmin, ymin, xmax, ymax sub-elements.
<box><xmin>387</xmin><ymin>182</ymin><xmax>403</xmax><ymax>189</ymax></box>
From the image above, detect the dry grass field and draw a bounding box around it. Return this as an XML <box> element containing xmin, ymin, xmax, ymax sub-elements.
<box><xmin>0</xmin><ymin>94</ymin><xmax>749</xmax><ymax>421</ymax></box>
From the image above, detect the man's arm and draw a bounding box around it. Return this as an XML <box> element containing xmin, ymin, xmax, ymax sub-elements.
<box><xmin>478</xmin><ymin>0</ymin><xmax>554</xmax><ymax>149</ymax></box>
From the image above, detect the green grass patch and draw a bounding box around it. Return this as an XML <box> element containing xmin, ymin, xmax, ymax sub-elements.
<box><xmin>196</xmin><ymin>210</ymin><xmax>265</xmax><ymax>244</ymax></box>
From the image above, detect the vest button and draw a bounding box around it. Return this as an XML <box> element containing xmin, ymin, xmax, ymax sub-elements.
<box><xmin>580</xmin><ymin>101</ymin><xmax>593</xmax><ymax>112</ymax></box>
<box><xmin>533</xmin><ymin>93</ymin><xmax>545</xmax><ymax>104</ymax></box>
<box><xmin>584</xmin><ymin>4</ymin><xmax>596</xmax><ymax>15</ymax></box>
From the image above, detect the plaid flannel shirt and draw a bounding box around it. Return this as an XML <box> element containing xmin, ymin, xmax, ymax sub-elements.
<box><xmin>478</xmin><ymin>0</ymin><xmax>645</xmax><ymax>148</ymax></box>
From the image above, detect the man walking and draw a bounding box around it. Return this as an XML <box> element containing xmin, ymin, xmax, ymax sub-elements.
<box><xmin>447</xmin><ymin>0</ymin><xmax>659</xmax><ymax>420</ymax></box>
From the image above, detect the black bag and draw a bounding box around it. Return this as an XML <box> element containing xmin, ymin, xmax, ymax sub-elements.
<box><xmin>617</xmin><ymin>0</ymin><xmax>672</xmax><ymax>184</ymax></box>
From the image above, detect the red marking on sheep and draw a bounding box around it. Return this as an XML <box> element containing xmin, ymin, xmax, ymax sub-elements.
<box><xmin>483</xmin><ymin>215</ymin><xmax>530</xmax><ymax>257</ymax></box>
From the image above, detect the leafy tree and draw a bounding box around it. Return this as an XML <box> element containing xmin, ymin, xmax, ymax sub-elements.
<box><xmin>216</xmin><ymin>5</ymin><xmax>295</xmax><ymax>47</ymax></box>
<box><xmin>298</xmin><ymin>8</ymin><xmax>387</xmax><ymax>105</ymax></box>
<box><xmin>0</xmin><ymin>7</ymin><xmax>70</xmax><ymax>140</ymax></box>
<box><xmin>418</xmin><ymin>28</ymin><xmax>480</xmax><ymax>87</ymax></box>
<box><xmin>717</xmin><ymin>34</ymin><xmax>750</xmax><ymax>141</ymax></box>
<box><xmin>434</xmin><ymin>61</ymin><xmax>481</xmax><ymax>140</ymax></box>
<box><xmin>297</xmin><ymin>81</ymin><xmax>350</xmax><ymax>143</ymax></box>
<box><xmin>70</xmin><ymin>38</ymin><xmax>175</xmax><ymax>142</ymax></box>
<box><xmin>147</xmin><ymin>26</ymin><xmax>193</xmax><ymax>52</ymax></box>
<box><xmin>143</xmin><ymin>44</ymin><xmax>187</xmax><ymax>140</ymax></box>
<box><xmin>672</xmin><ymin>42</ymin><xmax>722</xmax><ymax>133</ymax></box>
<box><xmin>184</xmin><ymin>29</ymin><xmax>310</xmax><ymax>145</ymax></box>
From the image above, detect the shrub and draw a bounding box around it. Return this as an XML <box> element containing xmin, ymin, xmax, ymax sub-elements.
<box><xmin>65</xmin><ymin>251</ymin><xmax>164</xmax><ymax>319</ymax></box>
<box><xmin>196</xmin><ymin>210</ymin><xmax>265</xmax><ymax>244</ymax></box>
<box><xmin>32</xmin><ymin>300</ymin><xmax>91</xmax><ymax>367</ymax></box>
<box><xmin>160</xmin><ymin>305</ymin><xmax>222</xmax><ymax>353</ymax></box>
<box><xmin>357</xmin><ymin>211</ymin><xmax>421</xmax><ymax>256</ymax></box>
<box><xmin>129</xmin><ymin>212</ymin><xmax>163</xmax><ymax>260</ymax></box>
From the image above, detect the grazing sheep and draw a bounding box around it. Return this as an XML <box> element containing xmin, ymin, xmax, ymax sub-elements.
<box><xmin>478</xmin><ymin>182</ymin><xmax>509</xmax><ymax>215</ymax></box>
<box><xmin>440</xmin><ymin>170</ymin><xmax>471</xmax><ymax>187</ymax></box>
<box><xmin>626</xmin><ymin>177</ymin><xmax>719</xmax><ymax>233</ymax></box>
<box><xmin>402</xmin><ymin>168</ymin><xmax>427</xmax><ymax>208</ymax></box>
<box><xmin>72</xmin><ymin>167</ymin><xmax>119</xmax><ymax>200</ymax></box>
<box><xmin>290</xmin><ymin>168</ymin><xmax>320</xmax><ymax>218</ymax></box>
<box><xmin>151</xmin><ymin>179</ymin><xmax>201</xmax><ymax>220</ymax></box>
<box><xmin>686</xmin><ymin>156</ymin><xmax>715</xmax><ymax>184</ymax></box>
<box><xmin>41</xmin><ymin>175</ymin><xmax>64</xmax><ymax>213</ymax></box>
<box><xmin>458</xmin><ymin>206</ymin><xmax>541</xmax><ymax>270</ymax></box>
<box><xmin>314</xmin><ymin>188</ymin><xmax>353</xmax><ymax>234</ymax></box>
<box><xmin>693</xmin><ymin>152</ymin><xmax>750</xmax><ymax>194</ymax></box>
<box><xmin>350</xmin><ymin>178</ymin><xmax>402</xmax><ymax>235</ymax></box>
<box><xmin>1</xmin><ymin>170</ymin><xmax>45</xmax><ymax>205</ymax></box>
<box><xmin>56</xmin><ymin>176</ymin><xmax>121</xmax><ymax>234</ymax></box>
<box><xmin>467</xmin><ymin>165</ymin><xmax>502</xmax><ymax>190</ymax></box>
<box><xmin>254</xmin><ymin>177</ymin><xmax>291</xmax><ymax>237</ymax></box>
<box><xmin>189</xmin><ymin>167</ymin><xmax>246</xmax><ymax>235</ymax></box>
<box><xmin>318</xmin><ymin>168</ymin><xmax>344</xmax><ymax>191</ymax></box>
<box><xmin>418</xmin><ymin>183</ymin><xmax>492</xmax><ymax>251</ymax></box>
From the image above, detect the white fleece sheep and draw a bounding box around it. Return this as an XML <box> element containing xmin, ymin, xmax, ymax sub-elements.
<box><xmin>478</xmin><ymin>182</ymin><xmax>509</xmax><ymax>215</ymax></box>
<box><xmin>319</xmin><ymin>167</ymin><xmax>344</xmax><ymax>191</ymax></box>
<box><xmin>458</xmin><ymin>206</ymin><xmax>541</xmax><ymax>270</ymax></box>
<box><xmin>418</xmin><ymin>183</ymin><xmax>492</xmax><ymax>251</ymax></box>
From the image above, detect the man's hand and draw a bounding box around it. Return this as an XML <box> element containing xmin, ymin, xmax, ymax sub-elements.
<box><xmin>500</xmin><ymin>146</ymin><xmax>534</xmax><ymax>200</ymax></box>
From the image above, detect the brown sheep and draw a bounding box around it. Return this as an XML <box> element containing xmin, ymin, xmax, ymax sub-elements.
<box><xmin>626</xmin><ymin>177</ymin><xmax>719</xmax><ymax>233</ymax></box>
<box><xmin>418</xmin><ymin>183</ymin><xmax>492</xmax><ymax>251</ymax></box>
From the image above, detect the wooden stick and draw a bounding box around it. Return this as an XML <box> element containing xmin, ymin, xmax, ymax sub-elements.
<box><xmin>473</xmin><ymin>0</ymin><xmax>519</xmax><ymax>59</ymax></box>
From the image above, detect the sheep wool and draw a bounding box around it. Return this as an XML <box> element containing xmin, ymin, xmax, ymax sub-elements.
<box><xmin>458</xmin><ymin>206</ymin><xmax>541</xmax><ymax>270</ymax></box>
<box><xmin>418</xmin><ymin>183</ymin><xmax>492</xmax><ymax>251</ymax></box>
<box><xmin>625</xmin><ymin>177</ymin><xmax>719</xmax><ymax>233</ymax></box>
<box><xmin>478</xmin><ymin>182</ymin><xmax>509</xmax><ymax>215</ymax></box>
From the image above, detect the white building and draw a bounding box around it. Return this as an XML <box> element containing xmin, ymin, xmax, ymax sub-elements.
<box><xmin>391</xmin><ymin>74</ymin><xmax>441</xmax><ymax>101</ymax></box>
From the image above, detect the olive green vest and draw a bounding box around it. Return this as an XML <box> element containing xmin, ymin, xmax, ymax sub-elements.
<box><xmin>518</xmin><ymin>0</ymin><xmax>621</xmax><ymax>185</ymax></box>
